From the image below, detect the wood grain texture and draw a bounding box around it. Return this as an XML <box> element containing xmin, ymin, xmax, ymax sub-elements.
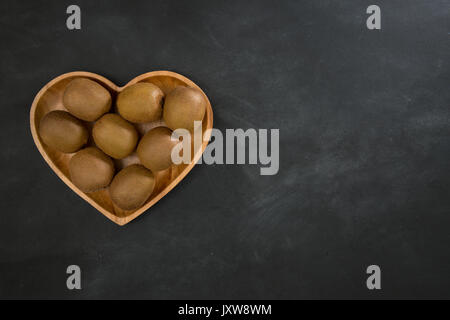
<box><xmin>30</xmin><ymin>71</ymin><xmax>213</xmax><ymax>226</ymax></box>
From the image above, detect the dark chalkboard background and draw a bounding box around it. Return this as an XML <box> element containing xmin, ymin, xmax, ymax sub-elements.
<box><xmin>0</xmin><ymin>0</ymin><xmax>449</xmax><ymax>299</ymax></box>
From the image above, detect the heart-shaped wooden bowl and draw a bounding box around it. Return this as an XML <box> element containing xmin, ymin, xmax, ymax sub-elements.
<box><xmin>30</xmin><ymin>71</ymin><xmax>213</xmax><ymax>226</ymax></box>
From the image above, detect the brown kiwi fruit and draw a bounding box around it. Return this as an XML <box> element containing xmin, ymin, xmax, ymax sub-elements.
<box><xmin>63</xmin><ymin>78</ymin><xmax>112</xmax><ymax>121</ymax></box>
<box><xmin>39</xmin><ymin>110</ymin><xmax>88</xmax><ymax>153</ymax></box>
<box><xmin>69</xmin><ymin>147</ymin><xmax>115</xmax><ymax>193</ymax></box>
<box><xmin>109</xmin><ymin>164</ymin><xmax>155</xmax><ymax>210</ymax></box>
<box><xmin>137</xmin><ymin>127</ymin><xmax>178</xmax><ymax>172</ymax></box>
<box><xmin>92</xmin><ymin>114</ymin><xmax>138</xmax><ymax>159</ymax></box>
<box><xmin>117</xmin><ymin>82</ymin><xmax>164</xmax><ymax>123</ymax></box>
<box><xmin>163</xmin><ymin>86</ymin><xmax>206</xmax><ymax>132</ymax></box>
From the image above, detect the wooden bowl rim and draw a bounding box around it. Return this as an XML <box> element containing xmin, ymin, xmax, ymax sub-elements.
<box><xmin>30</xmin><ymin>71</ymin><xmax>213</xmax><ymax>226</ymax></box>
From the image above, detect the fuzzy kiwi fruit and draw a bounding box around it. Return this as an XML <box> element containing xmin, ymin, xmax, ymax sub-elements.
<box><xmin>69</xmin><ymin>147</ymin><xmax>115</xmax><ymax>193</ymax></box>
<box><xmin>137</xmin><ymin>127</ymin><xmax>178</xmax><ymax>172</ymax></box>
<box><xmin>163</xmin><ymin>86</ymin><xmax>206</xmax><ymax>132</ymax></box>
<box><xmin>117</xmin><ymin>82</ymin><xmax>164</xmax><ymax>123</ymax></box>
<box><xmin>92</xmin><ymin>114</ymin><xmax>138</xmax><ymax>159</ymax></box>
<box><xmin>63</xmin><ymin>78</ymin><xmax>112</xmax><ymax>121</ymax></box>
<box><xmin>39</xmin><ymin>110</ymin><xmax>88</xmax><ymax>153</ymax></box>
<box><xmin>109</xmin><ymin>164</ymin><xmax>155</xmax><ymax>210</ymax></box>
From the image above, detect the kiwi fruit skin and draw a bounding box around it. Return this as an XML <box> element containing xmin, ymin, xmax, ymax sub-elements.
<box><xmin>39</xmin><ymin>110</ymin><xmax>88</xmax><ymax>153</ymax></box>
<box><xmin>93</xmin><ymin>114</ymin><xmax>138</xmax><ymax>159</ymax></box>
<box><xmin>63</xmin><ymin>78</ymin><xmax>112</xmax><ymax>121</ymax></box>
<box><xmin>117</xmin><ymin>82</ymin><xmax>164</xmax><ymax>123</ymax></box>
<box><xmin>163</xmin><ymin>86</ymin><xmax>206</xmax><ymax>132</ymax></box>
<box><xmin>137</xmin><ymin>127</ymin><xmax>178</xmax><ymax>172</ymax></box>
<box><xmin>69</xmin><ymin>147</ymin><xmax>115</xmax><ymax>193</ymax></box>
<box><xmin>109</xmin><ymin>164</ymin><xmax>155</xmax><ymax>210</ymax></box>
